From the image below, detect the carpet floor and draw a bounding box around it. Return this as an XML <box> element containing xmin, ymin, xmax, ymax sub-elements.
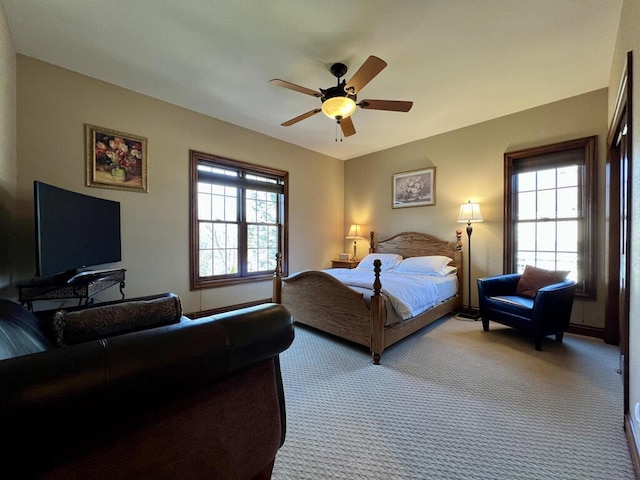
<box><xmin>272</xmin><ymin>316</ymin><xmax>637</xmax><ymax>480</ymax></box>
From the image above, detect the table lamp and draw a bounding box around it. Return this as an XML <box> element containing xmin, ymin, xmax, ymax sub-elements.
<box><xmin>346</xmin><ymin>224</ymin><xmax>364</xmax><ymax>261</ymax></box>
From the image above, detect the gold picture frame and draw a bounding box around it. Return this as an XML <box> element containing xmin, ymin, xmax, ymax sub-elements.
<box><xmin>392</xmin><ymin>167</ymin><xmax>435</xmax><ymax>208</ymax></box>
<box><xmin>85</xmin><ymin>124</ymin><xmax>148</xmax><ymax>193</ymax></box>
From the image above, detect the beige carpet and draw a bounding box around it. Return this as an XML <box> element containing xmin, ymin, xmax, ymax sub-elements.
<box><xmin>272</xmin><ymin>316</ymin><xmax>637</xmax><ymax>480</ymax></box>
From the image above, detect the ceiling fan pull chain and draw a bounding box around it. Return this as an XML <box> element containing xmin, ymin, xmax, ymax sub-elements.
<box><xmin>335</xmin><ymin>119</ymin><xmax>347</xmax><ymax>142</ymax></box>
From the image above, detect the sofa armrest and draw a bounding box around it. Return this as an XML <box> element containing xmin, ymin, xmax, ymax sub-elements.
<box><xmin>209</xmin><ymin>303</ymin><xmax>296</xmax><ymax>372</ymax></box>
<box><xmin>531</xmin><ymin>280</ymin><xmax>576</xmax><ymax>335</ymax></box>
<box><xmin>534</xmin><ymin>280</ymin><xmax>577</xmax><ymax>307</ymax></box>
<box><xmin>532</xmin><ymin>280</ymin><xmax>576</xmax><ymax>331</ymax></box>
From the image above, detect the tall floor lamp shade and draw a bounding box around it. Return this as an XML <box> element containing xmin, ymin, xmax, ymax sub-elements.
<box><xmin>457</xmin><ymin>201</ymin><xmax>483</xmax><ymax>319</ymax></box>
<box><xmin>346</xmin><ymin>224</ymin><xmax>364</xmax><ymax>260</ymax></box>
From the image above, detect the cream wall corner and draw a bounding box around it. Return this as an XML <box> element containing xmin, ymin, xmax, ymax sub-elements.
<box><xmin>15</xmin><ymin>56</ymin><xmax>343</xmax><ymax>313</ymax></box>
<box><xmin>345</xmin><ymin>89</ymin><xmax>608</xmax><ymax>328</ymax></box>
<box><xmin>0</xmin><ymin>3</ymin><xmax>17</xmax><ymax>295</ymax></box>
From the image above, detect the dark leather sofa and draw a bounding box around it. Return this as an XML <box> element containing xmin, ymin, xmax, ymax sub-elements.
<box><xmin>477</xmin><ymin>274</ymin><xmax>576</xmax><ymax>350</ymax></box>
<box><xmin>0</xmin><ymin>293</ymin><xmax>294</xmax><ymax>479</ymax></box>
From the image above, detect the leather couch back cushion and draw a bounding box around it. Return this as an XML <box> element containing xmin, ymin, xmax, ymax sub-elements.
<box><xmin>53</xmin><ymin>294</ymin><xmax>182</xmax><ymax>346</ymax></box>
<box><xmin>516</xmin><ymin>265</ymin><xmax>570</xmax><ymax>298</ymax></box>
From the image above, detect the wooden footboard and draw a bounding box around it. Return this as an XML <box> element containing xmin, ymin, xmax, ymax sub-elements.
<box><xmin>273</xmin><ymin>255</ymin><xmax>377</xmax><ymax>348</ymax></box>
<box><xmin>272</xmin><ymin>231</ymin><xmax>462</xmax><ymax>364</ymax></box>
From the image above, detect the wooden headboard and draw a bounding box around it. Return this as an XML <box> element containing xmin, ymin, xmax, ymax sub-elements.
<box><xmin>370</xmin><ymin>231</ymin><xmax>460</xmax><ymax>258</ymax></box>
<box><xmin>368</xmin><ymin>230</ymin><xmax>463</xmax><ymax>281</ymax></box>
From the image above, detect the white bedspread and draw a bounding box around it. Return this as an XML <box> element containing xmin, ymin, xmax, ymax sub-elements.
<box><xmin>323</xmin><ymin>268</ymin><xmax>454</xmax><ymax>320</ymax></box>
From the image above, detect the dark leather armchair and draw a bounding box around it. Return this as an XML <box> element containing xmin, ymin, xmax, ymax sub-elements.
<box><xmin>477</xmin><ymin>273</ymin><xmax>576</xmax><ymax>350</ymax></box>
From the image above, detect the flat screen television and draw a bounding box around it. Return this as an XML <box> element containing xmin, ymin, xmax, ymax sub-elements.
<box><xmin>34</xmin><ymin>181</ymin><xmax>122</xmax><ymax>279</ymax></box>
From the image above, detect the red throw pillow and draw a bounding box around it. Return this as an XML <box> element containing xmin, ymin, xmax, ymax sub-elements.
<box><xmin>516</xmin><ymin>265</ymin><xmax>569</xmax><ymax>298</ymax></box>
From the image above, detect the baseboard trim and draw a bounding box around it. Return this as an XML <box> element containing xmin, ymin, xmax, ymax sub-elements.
<box><xmin>624</xmin><ymin>412</ymin><xmax>640</xmax><ymax>479</ymax></box>
<box><xmin>186</xmin><ymin>298</ymin><xmax>272</xmax><ymax>319</ymax></box>
<box><xmin>189</xmin><ymin>304</ymin><xmax>605</xmax><ymax>337</ymax></box>
<box><xmin>567</xmin><ymin>324</ymin><xmax>604</xmax><ymax>339</ymax></box>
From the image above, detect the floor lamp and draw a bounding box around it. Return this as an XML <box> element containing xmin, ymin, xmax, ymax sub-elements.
<box><xmin>456</xmin><ymin>201</ymin><xmax>483</xmax><ymax>319</ymax></box>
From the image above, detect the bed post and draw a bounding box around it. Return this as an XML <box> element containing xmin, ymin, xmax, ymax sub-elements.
<box><xmin>369</xmin><ymin>231</ymin><xmax>375</xmax><ymax>254</ymax></box>
<box><xmin>273</xmin><ymin>252</ymin><xmax>282</xmax><ymax>304</ymax></box>
<box><xmin>370</xmin><ymin>259</ymin><xmax>384</xmax><ymax>364</ymax></box>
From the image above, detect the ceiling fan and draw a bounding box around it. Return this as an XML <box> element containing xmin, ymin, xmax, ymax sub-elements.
<box><xmin>270</xmin><ymin>55</ymin><xmax>413</xmax><ymax>138</ymax></box>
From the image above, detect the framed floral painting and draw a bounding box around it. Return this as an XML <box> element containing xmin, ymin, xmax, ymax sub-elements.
<box><xmin>85</xmin><ymin>124</ymin><xmax>148</xmax><ymax>193</ymax></box>
<box><xmin>392</xmin><ymin>167</ymin><xmax>435</xmax><ymax>208</ymax></box>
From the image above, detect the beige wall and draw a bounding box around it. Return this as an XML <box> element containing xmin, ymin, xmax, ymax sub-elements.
<box><xmin>14</xmin><ymin>56</ymin><xmax>344</xmax><ymax>313</ymax></box>
<box><xmin>0</xmin><ymin>4</ymin><xmax>16</xmax><ymax>294</ymax></box>
<box><xmin>610</xmin><ymin>0</ymin><xmax>640</xmax><ymax>438</ymax></box>
<box><xmin>1</xmin><ymin>10</ymin><xmax>619</xmax><ymax>330</ymax></box>
<box><xmin>345</xmin><ymin>89</ymin><xmax>608</xmax><ymax>328</ymax></box>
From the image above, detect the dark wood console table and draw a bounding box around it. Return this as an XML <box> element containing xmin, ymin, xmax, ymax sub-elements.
<box><xmin>18</xmin><ymin>269</ymin><xmax>126</xmax><ymax>311</ymax></box>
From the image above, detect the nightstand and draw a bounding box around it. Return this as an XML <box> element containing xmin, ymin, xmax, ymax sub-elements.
<box><xmin>331</xmin><ymin>259</ymin><xmax>360</xmax><ymax>269</ymax></box>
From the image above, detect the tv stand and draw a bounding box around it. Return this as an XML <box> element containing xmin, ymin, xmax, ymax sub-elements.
<box><xmin>18</xmin><ymin>268</ymin><xmax>126</xmax><ymax>311</ymax></box>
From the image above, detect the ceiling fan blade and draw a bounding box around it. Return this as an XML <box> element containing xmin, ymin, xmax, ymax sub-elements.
<box><xmin>270</xmin><ymin>79</ymin><xmax>321</xmax><ymax>97</ymax></box>
<box><xmin>344</xmin><ymin>56</ymin><xmax>387</xmax><ymax>94</ymax></box>
<box><xmin>340</xmin><ymin>116</ymin><xmax>356</xmax><ymax>137</ymax></box>
<box><xmin>358</xmin><ymin>99</ymin><xmax>413</xmax><ymax>112</ymax></box>
<box><xmin>281</xmin><ymin>109</ymin><xmax>322</xmax><ymax>126</ymax></box>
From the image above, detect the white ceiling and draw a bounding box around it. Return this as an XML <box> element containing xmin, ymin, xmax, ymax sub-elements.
<box><xmin>2</xmin><ymin>0</ymin><xmax>623</xmax><ymax>161</ymax></box>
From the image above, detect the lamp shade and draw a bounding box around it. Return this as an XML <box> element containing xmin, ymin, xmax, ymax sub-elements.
<box><xmin>346</xmin><ymin>224</ymin><xmax>364</xmax><ymax>239</ymax></box>
<box><xmin>322</xmin><ymin>96</ymin><xmax>357</xmax><ymax>119</ymax></box>
<box><xmin>457</xmin><ymin>201</ymin><xmax>483</xmax><ymax>223</ymax></box>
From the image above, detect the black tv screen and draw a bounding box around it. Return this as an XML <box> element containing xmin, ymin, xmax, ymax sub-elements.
<box><xmin>34</xmin><ymin>181</ymin><xmax>121</xmax><ymax>278</ymax></box>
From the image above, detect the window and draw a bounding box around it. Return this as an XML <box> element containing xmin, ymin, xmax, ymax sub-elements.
<box><xmin>504</xmin><ymin>136</ymin><xmax>596</xmax><ymax>299</ymax></box>
<box><xmin>189</xmin><ymin>151</ymin><xmax>288</xmax><ymax>289</ymax></box>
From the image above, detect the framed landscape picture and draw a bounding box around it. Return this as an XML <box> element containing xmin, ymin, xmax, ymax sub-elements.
<box><xmin>392</xmin><ymin>167</ymin><xmax>435</xmax><ymax>208</ymax></box>
<box><xmin>85</xmin><ymin>124</ymin><xmax>148</xmax><ymax>193</ymax></box>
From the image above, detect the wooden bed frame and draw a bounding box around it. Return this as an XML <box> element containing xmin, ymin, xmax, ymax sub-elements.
<box><xmin>272</xmin><ymin>231</ymin><xmax>463</xmax><ymax>364</ymax></box>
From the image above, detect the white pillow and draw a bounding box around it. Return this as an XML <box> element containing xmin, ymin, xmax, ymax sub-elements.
<box><xmin>393</xmin><ymin>255</ymin><xmax>452</xmax><ymax>275</ymax></box>
<box><xmin>438</xmin><ymin>265</ymin><xmax>458</xmax><ymax>277</ymax></box>
<box><xmin>356</xmin><ymin>253</ymin><xmax>403</xmax><ymax>271</ymax></box>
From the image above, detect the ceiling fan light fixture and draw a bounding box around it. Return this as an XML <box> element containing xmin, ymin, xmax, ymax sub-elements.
<box><xmin>273</xmin><ymin>55</ymin><xmax>411</xmax><ymax>134</ymax></box>
<box><xmin>321</xmin><ymin>96</ymin><xmax>356</xmax><ymax>120</ymax></box>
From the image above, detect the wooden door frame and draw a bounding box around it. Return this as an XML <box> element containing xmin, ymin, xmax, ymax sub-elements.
<box><xmin>606</xmin><ymin>50</ymin><xmax>637</xmax><ymax>469</ymax></box>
